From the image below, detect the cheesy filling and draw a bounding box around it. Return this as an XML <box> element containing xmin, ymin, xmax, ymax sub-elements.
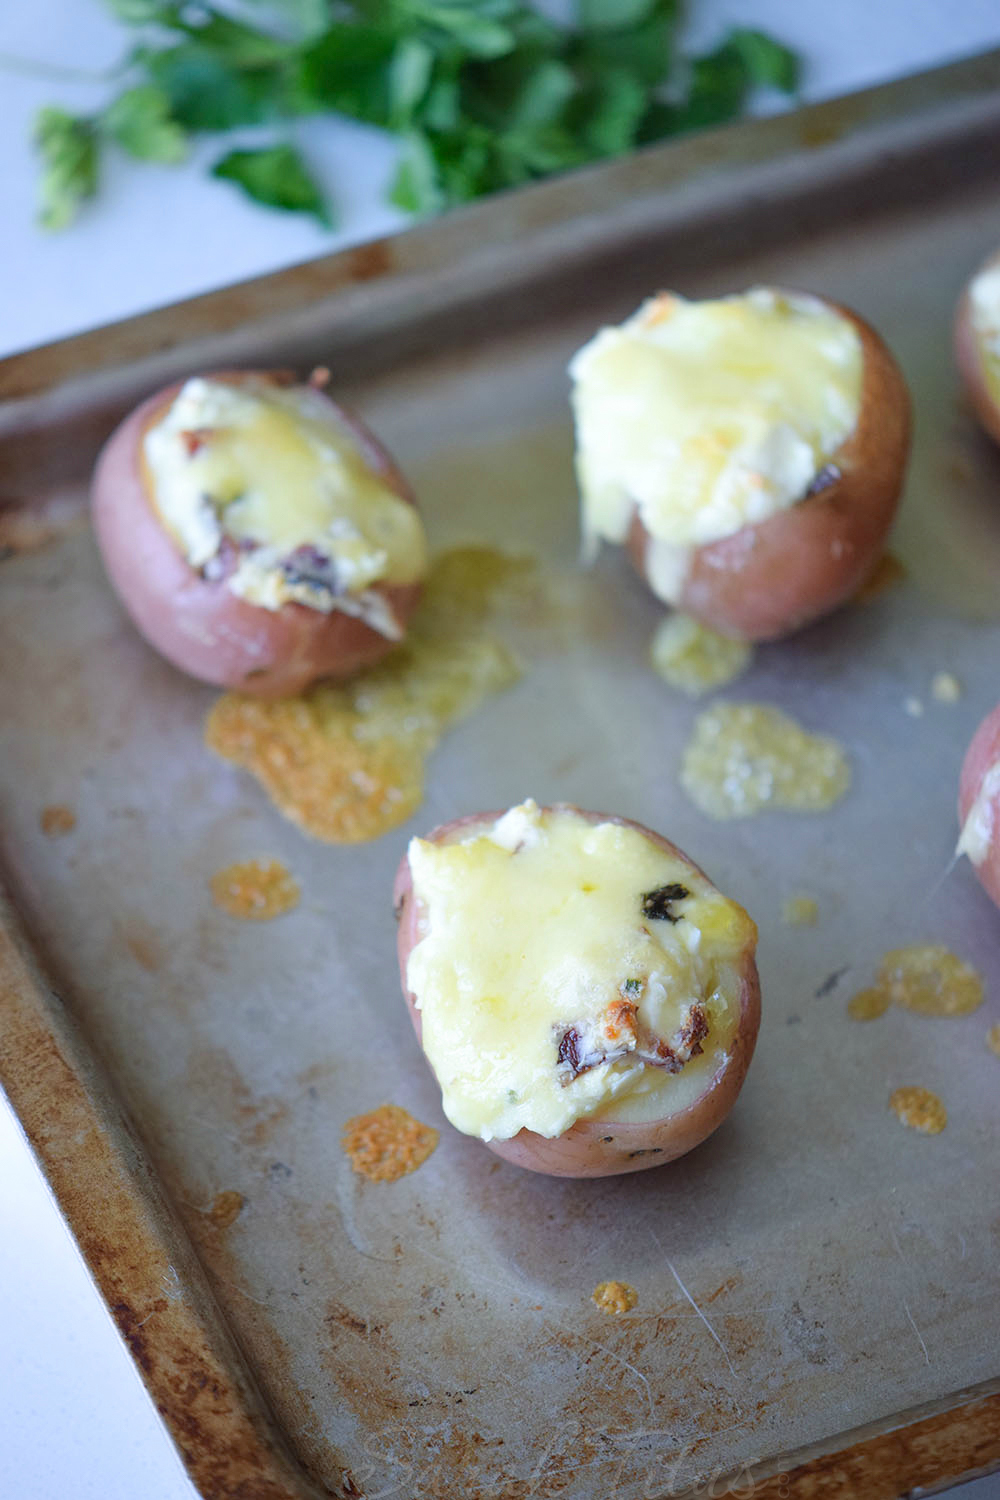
<box><xmin>569</xmin><ymin>288</ymin><xmax>862</xmax><ymax>603</ymax></box>
<box><xmin>969</xmin><ymin>263</ymin><xmax>1000</xmax><ymax>401</ymax></box>
<box><xmin>405</xmin><ymin>800</ymin><xmax>755</xmax><ymax>1141</ymax></box>
<box><xmin>143</xmin><ymin>377</ymin><xmax>427</xmax><ymax>636</ymax></box>
<box><xmin>957</xmin><ymin>760</ymin><xmax>1000</xmax><ymax>866</ymax></box>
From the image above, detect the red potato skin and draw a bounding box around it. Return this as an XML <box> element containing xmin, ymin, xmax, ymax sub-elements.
<box><xmin>958</xmin><ymin>704</ymin><xmax>1000</xmax><ymax>911</ymax></box>
<box><xmin>627</xmin><ymin>301</ymin><xmax>912</xmax><ymax>642</ymax></box>
<box><xmin>90</xmin><ymin>370</ymin><xmax>423</xmax><ymax>697</ymax></box>
<box><xmin>393</xmin><ymin>807</ymin><xmax>761</xmax><ymax>1179</ymax></box>
<box><xmin>954</xmin><ymin>254</ymin><xmax>1000</xmax><ymax>447</ymax></box>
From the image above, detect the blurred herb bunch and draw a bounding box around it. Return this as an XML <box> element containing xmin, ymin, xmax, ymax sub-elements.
<box><xmin>35</xmin><ymin>0</ymin><xmax>799</xmax><ymax>231</ymax></box>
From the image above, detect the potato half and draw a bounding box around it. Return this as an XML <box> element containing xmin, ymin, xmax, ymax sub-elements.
<box><xmin>958</xmin><ymin>704</ymin><xmax>1000</xmax><ymax>911</ymax></box>
<box><xmin>91</xmin><ymin>370</ymin><xmax>422</xmax><ymax>697</ymax></box>
<box><xmin>626</xmin><ymin>301</ymin><xmax>911</xmax><ymax>642</ymax></box>
<box><xmin>393</xmin><ymin>807</ymin><xmax>761</xmax><ymax>1178</ymax></box>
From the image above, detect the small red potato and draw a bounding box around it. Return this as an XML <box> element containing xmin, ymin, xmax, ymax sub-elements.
<box><xmin>91</xmin><ymin>370</ymin><xmax>423</xmax><ymax>697</ymax></box>
<box><xmin>627</xmin><ymin>300</ymin><xmax>911</xmax><ymax>642</ymax></box>
<box><xmin>958</xmin><ymin>703</ymin><xmax>1000</xmax><ymax>911</ymax></box>
<box><xmin>393</xmin><ymin>807</ymin><xmax>761</xmax><ymax>1178</ymax></box>
<box><xmin>954</xmin><ymin>251</ymin><xmax>1000</xmax><ymax>446</ymax></box>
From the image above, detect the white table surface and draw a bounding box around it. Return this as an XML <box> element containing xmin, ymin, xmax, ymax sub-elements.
<box><xmin>3</xmin><ymin>4</ymin><xmax>1000</xmax><ymax>1497</ymax></box>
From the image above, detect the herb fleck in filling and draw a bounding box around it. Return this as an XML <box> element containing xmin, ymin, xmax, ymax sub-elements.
<box><xmin>641</xmin><ymin>883</ymin><xmax>690</xmax><ymax>922</ymax></box>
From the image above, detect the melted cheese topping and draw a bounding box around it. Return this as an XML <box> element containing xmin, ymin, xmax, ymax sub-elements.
<box><xmin>205</xmin><ymin>548</ymin><xmax>528</xmax><ymax>844</ymax></box>
<box><xmin>570</xmin><ymin>288</ymin><xmax>862</xmax><ymax>602</ymax></box>
<box><xmin>143</xmin><ymin>377</ymin><xmax>427</xmax><ymax>634</ymax></box>
<box><xmin>650</xmin><ymin>613</ymin><xmax>752</xmax><ymax>696</ymax></box>
<box><xmin>969</xmin><ymin>263</ymin><xmax>1000</xmax><ymax>400</ymax></box>
<box><xmin>405</xmin><ymin>800</ymin><xmax>755</xmax><ymax>1141</ymax></box>
<box><xmin>957</xmin><ymin>760</ymin><xmax>1000</xmax><ymax>866</ymax></box>
<box><xmin>681</xmin><ymin>702</ymin><xmax>851</xmax><ymax>820</ymax></box>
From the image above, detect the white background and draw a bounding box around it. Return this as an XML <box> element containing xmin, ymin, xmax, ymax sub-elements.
<box><xmin>2</xmin><ymin>3</ymin><xmax>1000</xmax><ymax>1497</ymax></box>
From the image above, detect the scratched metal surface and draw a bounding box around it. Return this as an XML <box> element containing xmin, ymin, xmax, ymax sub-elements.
<box><xmin>2</xmin><ymin>60</ymin><xmax>1000</xmax><ymax>1500</ymax></box>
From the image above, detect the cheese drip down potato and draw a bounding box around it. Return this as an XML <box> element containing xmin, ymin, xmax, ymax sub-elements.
<box><xmin>958</xmin><ymin>703</ymin><xmax>1000</xmax><ymax>911</ymax></box>
<box><xmin>955</xmin><ymin>251</ymin><xmax>1000</xmax><ymax>445</ymax></box>
<box><xmin>393</xmin><ymin>801</ymin><xmax>760</xmax><ymax>1177</ymax></box>
<box><xmin>91</xmin><ymin>370</ymin><xmax>427</xmax><ymax>696</ymax></box>
<box><xmin>570</xmin><ymin>288</ymin><xmax>911</xmax><ymax>642</ymax></box>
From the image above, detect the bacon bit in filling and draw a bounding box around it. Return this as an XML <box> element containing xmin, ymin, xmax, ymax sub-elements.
<box><xmin>557</xmin><ymin>1000</ymin><xmax>709</xmax><ymax>1083</ymax></box>
<box><xmin>180</xmin><ymin>427</ymin><xmax>213</xmax><ymax>457</ymax></box>
<box><xmin>604</xmin><ymin>998</ymin><xmax>639</xmax><ymax>1047</ymax></box>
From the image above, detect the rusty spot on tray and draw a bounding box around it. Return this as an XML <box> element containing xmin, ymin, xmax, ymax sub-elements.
<box><xmin>184</xmin><ymin>1047</ymin><xmax>289</xmax><ymax>1149</ymax></box>
<box><xmin>40</xmin><ymin>803</ymin><xmax>76</xmax><ymax>837</ymax></box>
<box><xmin>704</xmin><ymin>1272</ymin><xmax>743</xmax><ymax>1304</ymax></box>
<box><xmin>210</xmin><ymin>858</ymin><xmax>300</xmax><ymax>921</ymax></box>
<box><xmin>119</xmin><ymin>914</ymin><xmax>165</xmax><ymax>973</ymax></box>
<box><xmin>852</xmin><ymin>551</ymin><xmax>906</xmax><ymax>603</ymax></box>
<box><xmin>208</xmin><ymin>1190</ymin><xmax>245</xmax><ymax>1230</ymax></box>
<box><xmin>347</xmin><ymin>239</ymin><xmax>393</xmax><ymax>282</ymax></box>
<box><xmin>751</xmin><ymin>1389</ymin><xmax>1000</xmax><ymax>1498</ymax></box>
<box><xmin>341</xmin><ymin>1104</ymin><xmax>438</xmax><ymax>1182</ymax></box>
<box><xmin>326</xmin><ymin>1298</ymin><xmax>387</xmax><ymax>1341</ymax></box>
<box><xmin>0</xmin><ymin>492</ymin><xmax>88</xmax><ymax>557</ymax></box>
<box><xmin>0</xmin><ymin>934</ymin><xmax>312</xmax><ymax>1499</ymax></box>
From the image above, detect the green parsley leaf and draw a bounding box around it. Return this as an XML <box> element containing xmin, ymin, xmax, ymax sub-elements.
<box><xmin>727</xmin><ymin>27</ymin><xmax>801</xmax><ymax>94</ymax></box>
<box><xmin>173</xmin><ymin>13</ymin><xmax>299</xmax><ymax>69</ymax></box>
<box><xmin>211</xmin><ymin>143</ymin><xmax>333</xmax><ymax>226</ymax></box>
<box><xmin>389</xmin><ymin>129</ymin><xmax>445</xmax><ymax>215</ymax></box>
<box><xmin>401</xmin><ymin>1</ymin><xmax>519</xmax><ymax>60</ymax></box>
<box><xmin>34</xmin><ymin>107</ymin><xmax>99</xmax><ymax>230</ymax></box>
<box><xmin>34</xmin><ymin>2</ymin><xmax>800</xmax><ymax>228</ymax></box>
<box><xmin>577</xmin><ymin>65</ymin><xmax>646</xmax><ymax>156</ymax></box>
<box><xmin>145</xmin><ymin>43</ymin><xmax>288</xmax><ymax>130</ymax></box>
<box><xmin>295</xmin><ymin>26</ymin><xmax>397</xmax><ymax>126</ymax></box>
<box><xmin>242</xmin><ymin>0</ymin><xmax>332</xmax><ymax>42</ymax></box>
<box><xmin>102</xmin><ymin>84</ymin><xmax>187</xmax><ymax>162</ymax></box>
<box><xmin>577</xmin><ymin>0</ymin><xmax>662</xmax><ymax>34</ymax></box>
<box><xmin>388</xmin><ymin>36</ymin><xmax>435</xmax><ymax>127</ymax></box>
<box><xmin>506</xmin><ymin>58</ymin><xmax>576</xmax><ymax>129</ymax></box>
<box><xmin>671</xmin><ymin>38</ymin><xmax>751</xmax><ymax>132</ymax></box>
<box><xmin>105</xmin><ymin>0</ymin><xmax>179</xmax><ymax>23</ymax></box>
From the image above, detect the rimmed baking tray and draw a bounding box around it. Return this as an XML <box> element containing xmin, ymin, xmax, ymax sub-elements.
<box><xmin>2</xmin><ymin>50</ymin><xmax>1000</xmax><ymax>1500</ymax></box>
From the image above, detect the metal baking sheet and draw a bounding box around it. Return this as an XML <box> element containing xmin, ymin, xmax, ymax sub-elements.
<box><xmin>3</xmin><ymin>53</ymin><xmax>1000</xmax><ymax>1500</ymax></box>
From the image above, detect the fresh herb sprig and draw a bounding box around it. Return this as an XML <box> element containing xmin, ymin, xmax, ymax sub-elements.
<box><xmin>33</xmin><ymin>1</ymin><xmax>800</xmax><ymax>231</ymax></box>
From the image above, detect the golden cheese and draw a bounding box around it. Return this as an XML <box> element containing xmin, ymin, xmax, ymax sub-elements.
<box><xmin>144</xmin><ymin>377</ymin><xmax>427</xmax><ymax>634</ymax></box>
<box><xmin>570</xmin><ymin>288</ymin><xmax>862</xmax><ymax>603</ymax></box>
<box><xmin>405</xmin><ymin>801</ymin><xmax>755</xmax><ymax>1141</ymax></box>
<box><xmin>649</xmin><ymin>612</ymin><xmax>752</xmax><ymax>696</ymax></box>
<box><xmin>680</xmin><ymin>702</ymin><xmax>851</xmax><ymax>820</ymax></box>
